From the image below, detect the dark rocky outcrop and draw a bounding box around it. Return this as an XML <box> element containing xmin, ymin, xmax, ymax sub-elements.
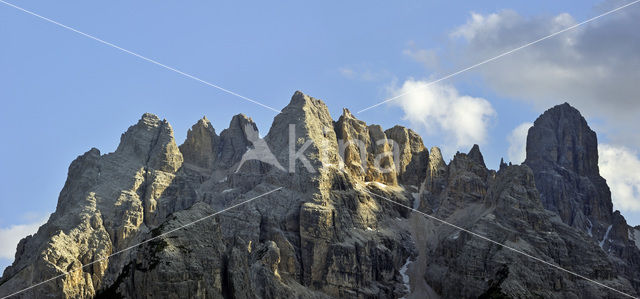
<box><xmin>419</xmin><ymin>163</ymin><xmax>635</xmax><ymax>298</ymax></box>
<box><xmin>524</xmin><ymin>103</ymin><xmax>640</xmax><ymax>289</ymax></box>
<box><xmin>524</xmin><ymin>103</ymin><xmax>612</xmax><ymax>236</ymax></box>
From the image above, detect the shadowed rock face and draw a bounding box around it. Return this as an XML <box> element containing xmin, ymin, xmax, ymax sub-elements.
<box><xmin>523</xmin><ymin>103</ymin><xmax>640</xmax><ymax>293</ymax></box>
<box><xmin>421</xmin><ymin>164</ymin><xmax>626</xmax><ymax>298</ymax></box>
<box><xmin>179</xmin><ymin>116</ymin><xmax>219</xmax><ymax>170</ymax></box>
<box><xmin>524</xmin><ymin>103</ymin><xmax>612</xmax><ymax>233</ymax></box>
<box><xmin>1</xmin><ymin>94</ymin><xmax>639</xmax><ymax>299</ymax></box>
<box><xmin>385</xmin><ymin>126</ymin><xmax>428</xmax><ymax>186</ymax></box>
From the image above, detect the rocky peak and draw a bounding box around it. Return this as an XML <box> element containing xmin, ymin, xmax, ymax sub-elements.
<box><xmin>333</xmin><ymin>108</ymin><xmax>400</xmax><ymax>185</ymax></box>
<box><xmin>498</xmin><ymin>157</ymin><xmax>511</xmax><ymax>172</ymax></box>
<box><xmin>217</xmin><ymin>114</ymin><xmax>258</xmax><ymax>169</ymax></box>
<box><xmin>286</xmin><ymin>90</ymin><xmax>312</xmax><ymax>109</ymax></box>
<box><xmin>525</xmin><ymin>102</ymin><xmax>599</xmax><ymax>176</ymax></box>
<box><xmin>385</xmin><ymin>126</ymin><xmax>428</xmax><ymax>186</ymax></box>
<box><xmin>449</xmin><ymin>146</ymin><xmax>489</xmax><ymax>180</ymax></box>
<box><xmin>116</xmin><ymin>113</ymin><xmax>183</xmax><ymax>173</ymax></box>
<box><xmin>335</xmin><ymin>108</ymin><xmax>366</xmax><ymax>135</ymax></box>
<box><xmin>266</xmin><ymin>91</ymin><xmax>340</xmax><ymax>171</ymax></box>
<box><xmin>334</xmin><ymin>109</ymin><xmax>369</xmax><ymax>180</ymax></box>
<box><xmin>524</xmin><ymin>102</ymin><xmax>613</xmax><ymax>237</ymax></box>
<box><xmin>447</xmin><ymin>149</ymin><xmax>489</xmax><ymax>194</ymax></box>
<box><xmin>467</xmin><ymin>144</ymin><xmax>486</xmax><ymax>168</ymax></box>
<box><xmin>342</xmin><ymin>107</ymin><xmax>354</xmax><ymax>117</ymax></box>
<box><xmin>115</xmin><ymin>113</ymin><xmax>161</xmax><ymax>158</ymax></box>
<box><xmin>179</xmin><ymin>116</ymin><xmax>219</xmax><ymax>170</ymax></box>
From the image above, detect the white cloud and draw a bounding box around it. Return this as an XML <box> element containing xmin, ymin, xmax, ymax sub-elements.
<box><xmin>338</xmin><ymin>67</ymin><xmax>357</xmax><ymax>79</ymax></box>
<box><xmin>0</xmin><ymin>217</ymin><xmax>47</xmax><ymax>260</ymax></box>
<box><xmin>441</xmin><ymin>5</ymin><xmax>640</xmax><ymax>149</ymax></box>
<box><xmin>599</xmin><ymin>144</ymin><xmax>640</xmax><ymax>212</ymax></box>
<box><xmin>403</xmin><ymin>41</ymin><xmax>439</xmax><ymax>70</ymax></box>
<box><xmin>338</xmin><ymin>65</ymin><xmax>390</xmax><ymax>82</ymax></box>
<box><xmin>389</xmin><ymin>79</ymin><xmax>496</xmax><ymax>150</ymax></box>
<box><xmin>401</xmin><ymin>2</ymin><xmax>640</xmax><ymax>151</ymax></box>
<box><xmin>507</xmin><ymin>122</ymin><xmax>533</xmax><ymax>164</ymax></box>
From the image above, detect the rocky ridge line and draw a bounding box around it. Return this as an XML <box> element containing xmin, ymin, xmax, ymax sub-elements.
<box><xmin>0</xmin><ymin>93</ymin><xmax>639</xmax><ymax>298</ymax></box>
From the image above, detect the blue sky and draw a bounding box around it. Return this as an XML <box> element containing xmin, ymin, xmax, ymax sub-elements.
<box><xmin>2</xmin><ymin>0</ymin><xmax>639</xmax><ymax>272</ymax></box>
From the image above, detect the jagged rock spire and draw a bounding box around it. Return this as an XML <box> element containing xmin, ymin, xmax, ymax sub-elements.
<box><xmin>334</xmin><ymin>107</ymin><xmax>399</xmax><ymax>184</ymax></box>
<box><xmin>180</xmin><ymin>116</ymin><xmax>219</xmax><ymax>170</ymax></box>
<box><xmin>467</xmin><ymin>144</ymin><xmax>486</xmax><ymax>168</ymax></box>
<box><xmin>218</xmin><ymin>114</ymin><xmax>258</xmax><ymax>169</ymax></box>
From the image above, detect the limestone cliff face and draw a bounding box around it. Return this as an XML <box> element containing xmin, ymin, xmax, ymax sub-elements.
<box><xmin>524</xmin><ymin>103</ymin><xmax>612</xmax><ymax>236</ymax></box>
<box><xmin>385</xmin><ymin>126</ymin><xmax>428</xmax><ymax>186</ymax></box>
<box><xmin>0</xmin><ymin>113</ymin><xmax>185</xmax><ymax>298</ymax></box>
<box><xmin>416</xmin><ymin>147</ymin><xmax>637</xmax><ymax>298</ymax></box>
<box><xmin>1</xmin><ymin>95</ymin><xmax>639</xmax><ymax>299</ymax></box>
<box><xmin>524</xmin><ymin>103</ymin><xmax>640</xmax><ymax>292</ymax></box>
<box><xmin>179</xmin><ymin>116</ymin><xmax>219</xmax><ymax>170</ymax></box>
<box><xmin>334</xmin><ymin>108</ymin><xmax>399</xmax><ymax>185</ymax></box>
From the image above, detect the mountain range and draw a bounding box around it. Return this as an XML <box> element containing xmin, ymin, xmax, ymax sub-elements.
<box><xmin>1</xmin><ymin>91</ymin><xmax>639</xmax><ymax>298</ymax></box>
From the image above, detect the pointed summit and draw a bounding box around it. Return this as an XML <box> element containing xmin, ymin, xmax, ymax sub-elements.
<box><xmin>341</xmin><ymin>108</ymin><xmax>356</xmax><ymax>119</ymax></box>
<box><xmin>217</xmin><ymin>114</ymin><xmax>258</xmax><ymax>169</ymax></box>
<box><xmin>180</xmin><ymin>116</ymin><xmax>219</xmax><ymax>170</ymax></box>
<box><xmin>116</xmin><ymin>113</ymin><xmax>183</xmax><ymax>172</ymax></box>
<box><xmin>265</xmin><ymin>91</ymin><xmax>340</xmax><ymax>170</ymax></box>
<box><xmin>467</xmin><ymin>144</ymin><xmax>486</xmax><ymax>167</ymax></box>
<box><xmin>525</xmin><ymin>102</ymin><xmax>599</xmax><ymax>176</ymax></box>
<box><xmin>288</xmin><ymin>90</ymin><xmax>308</xmax><ymax>107</ymax></box>
<box><xmin>499</xmin><ymin>157</ymin><xmax>508</xmax><ymax>172</ymax></box>
<box><xmin>281</xmin><ymin>91</ymin><xmax>332</xmax><ymax>117</ymax></box>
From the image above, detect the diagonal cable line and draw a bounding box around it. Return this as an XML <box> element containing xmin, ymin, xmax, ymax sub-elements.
<box><xmin>356</xmin><ymin>0</ymin><xmax>640</xmax><ymax>114</ymax></box>
<box><xmin>362</xmin><ymin>189</ymin><xmax>638</xmax><ymax>299</ymax></box>
<box><xmin>0</xmin><ymin>187</ymin><xmax>283</xmax><ymax>299</ymax></box>
<box><xmin>0</xmin><ymin>0</ymin><xmax>282</xmax><ymax>114</ymax></box>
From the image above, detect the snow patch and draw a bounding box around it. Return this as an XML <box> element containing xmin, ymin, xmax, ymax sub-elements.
<box><xmin>586</xmin><ymin>218</ymin><xmax>593</xmax><ymax>237</ymax></box>
<box><xmin>451</xmin><ymin>231</ymin><xmax>460</xmax><ymax>240</ymax></box>
<box><xmin>630</xmin><ymin>228</ymin><xmax>640</xmax><ymax>250</ymax></box>
<box><xmin>218</xmin><ymin>177</ymin><xmax>228</xmax><ymax>183</ymax></box>
<box><xmin>222</xmin><ymin>188</ymin><xmax>234</xmax><ymax>194</ymax></box>
<box><xmin>599</xmin><ymin>224</ymin><xmax>612</xmax><ymax>249</ymax></box>
<box><xmin>399</xmin><ymin>257</ymin><xmax>412</xmax><ymax>297</ymax></box>
<box><xmin>411</xmin><ymin>193</ymin><xmax>420</xmax><ymax>209</ymax></box>
<box><xmin>366</xmin><ymin>227</ymin><xmax>373</xmax><ymax>231</ymax></box>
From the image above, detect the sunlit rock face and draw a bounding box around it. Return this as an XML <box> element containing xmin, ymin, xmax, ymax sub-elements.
<box><xmin>1</xmin><ymin>94</ymin><xmax>639</xmax><ymax>298</ymax></box>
